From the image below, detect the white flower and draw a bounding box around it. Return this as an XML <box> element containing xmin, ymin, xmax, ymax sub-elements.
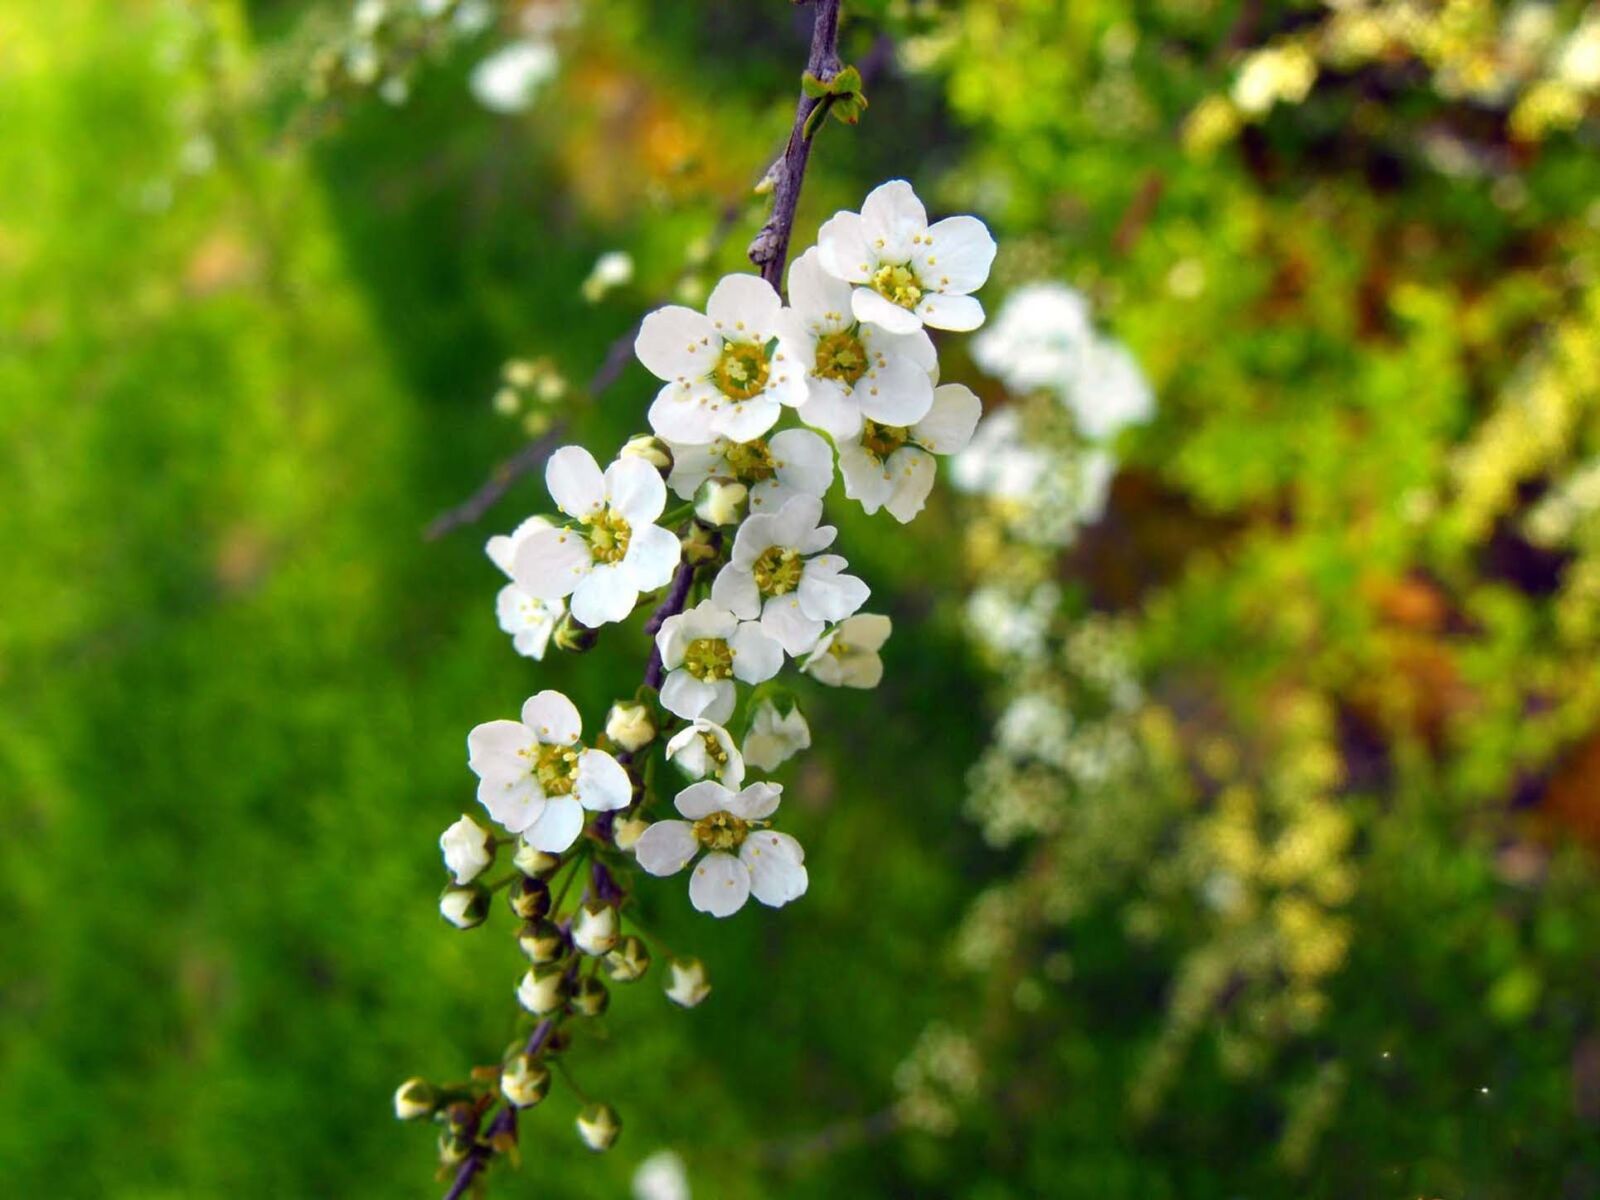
<box><xmin>633</xmin><ymin>1150</ymin><xmax>691</xmax><ymax>1200</ymax></box>
<box><xmin>949</xmin><ymin>408</ymin><xmax>1048</xmax><ymax>501</ymax></box>
<box><xmin>971</xmin><ymin>282</ymin><xmax>1094</xmax><ymax>395</ymax></box>
<box><xmin>665</xmin><ymin>718</ymin><xmax>746</xmax><ymax>788</ymax></box>
<box><xmin>487</xmin><ymin>516</ymin><xmax>564</xmax><ymax>658</ymax></box>
<box><xmin>467</xmin><ymin>689</ymin><xmax>632</xmax><ymax>850</ymax></box>
<box><xmin>816</xmin><ymin>179</ymin><xmax>995</xmax><ymax>335</ymax></box>
<box><xmin>804</xmin><ymin>613</ymin><xmax>891</xmax><ymax>689</ymax></box>
<box><xmin>1231</xmin><ymin>44</ymin><xmax>1316</xmax><ymax>116</ymax></box>
<box><xmin>634</xmin><ymin>781</ymin><xmax>807</xmax><ymax>917</ymax></box>
<box><xmin>777</xmin><ymin>247</ymin><xmax>937</xmax><ymax>439</ymax></box>
<box><xmin>742</xmin><ymin>699</ymin><xmax>811</xmax><ymax>772</ymax></box>
<box><xmin>439</xmin><ymin>813</ymin><xmax>494</xmax><ymax>884</ymax></box>
<box><xmin>655</xmin><ymin>599</ymin><xmax>784</xmax><ymax>722</ymax></box>
<box><xmin>710</xmin><ymin>495</ymin><xmax>868</xmax><ymax>655</ymax></box>
<box><xmin>470</xmin><ymin>39</ymin><xmax>558</xmax><ymax>114</ymax></box>
<box><xmin>583</xmin><ymin>250</ymin><xmax>634</xmax><ymax>302</ymax></box>
<box><xmin>635</xmin><ymin>274</ymin><xmax>806</xmax><ymax>443</ymax></box>
<box><xmin>1559</xmin><ymin>16</ymin><xmax>1600</xmax><ymax>89</ymax></box>
<box><xmin>837</xmin><ymin>382</ymin><xmax>982</xmax><ymax>522</ymax></box>
<box><xmin>666</xmin><ymin>428</ymin><xmax>832</xmax><ymax>515</ymax></box>
<box><xmin>511</xmin><ymin>446</ymin><xmax>680</xmax><ymax>628</ymax></box>
<box><xmin>1067</xmin><ymin>335</ymin><xmax>1154</xmax><ymax>442</ymax></box>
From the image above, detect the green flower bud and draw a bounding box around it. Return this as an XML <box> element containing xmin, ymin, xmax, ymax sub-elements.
<box><xmin>554</xmin><ymin>613</ymin><xmax>600</xmax><ymax>653</ymax></box>
<box><xmin>575</xmin><ymin>1102</ymin><xmax>622</xmax><ymax>1152</ymax></box>
<box><xmin>572</xmin><ymin>902</ymin><xmax>620</xmax><ymax>956</ymax></box>
<box><xmin>439</xmin><ymin>882</ymin><xmax>490</xmax><ymax>930</ymax></box>
<box><xmin>392</xmin><ymin>1077</ymin><xmax>437</xmax><ymax>1121</ymax></box>
<box><xmin>605</xmin><ymin>700</ymin><xmax>656</xmax><ymax>753</ymax></box>
<box><xmin>665</xmin><ymin>957</ymin><xmax>711</xmax><ymax>1008</ymax></box>
<box><xmin>518</xmin><ymin>917</ymin><xmax>569</xmax><ymax>964</ymax></box>
<box><xmin>500</xmin><ymin>1054</ymin><xmax>552</xmax><ymax>1109</ymax></box>
<box><xmin>620</xmin><ymin>434</ymin><xmax>674</xmax><ymax>476</ymax></box>
<box><xmin>517</xmin><ymin>965</ymin><xmax>570</xmax><ymax>1016</ymax></box>
<box><xmin>512</xmin><ymin>839</ymin><xmax>562</xmax><ymax>878</ymax></box>
<box><xmin>507</xmin><ymin>874</ymin><xmax>552</xmax><ymax>921</ymax></box>
<box><xmin>693</xmin><ymin>478</ymin><xmax>749</xmax><ymax>527</ymax></box>
<box><xmin>568</xmin><ymin>976</ymin><xmax>611</xmax><ymax>1017</ymax></box>
<box><xmin>604</xmin><ymin>935</ymin><xmax>651</xmax><ymax>982</ymax></box>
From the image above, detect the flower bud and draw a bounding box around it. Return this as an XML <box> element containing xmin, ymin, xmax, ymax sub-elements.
<box><xmin>568</xmin><ymin>976</ymin><xmax>611</xmax><ymax>1017</ymax></box>
<box><xmin>439</xmin><ymin>882</ymin><xmax>490</xmax><ymax>929</ymax></box>
<box><xmin>572</xmin><ymin>902</ymin><xmax>620</xmax><ymax>956</ymax></box>
<box><xmin>393</xmin><ymin>1077</ymin><xmax>437</xmax><ymax>1121</ymax></box>
<box><xmin>575</xmin><ymin>1102</ymin><xmax>622</xmax><ymax>1152</ymax></box>
<box><xmin>613</xmin><ymin>816</ymin><xmax>650</xmax><ymax>851</ymax></box>
<box><xmin>492</xmin><ymin>385</ymin><xmax>521</xmax><ymax>416</ymax></box>
<box><xmin>665</xmin><ymin>957</ymin><xmax>711</xmax><ymax>1008</ymax></box>
<box><xmin>503</xmin><ymin>358</ymin><xmax>538</xmax><ymax>389</ymax></box>
<box><xmin>681</xmin><ymin>521</ymin><xmax>721</xmax><ymax>565</ymax></box>
<box><xmin>604</xmin><ymin>935</ymin><xmax>651</xmax><ymax>982</ymax></box>
<box><xmin>605</xmin><ymin>700</ymin><xmax>656</xmax><ymax>753</ymax></box>
<box><xmin>620</xmin><ymin>434</ymin><xmax>673</xmax><ymax>476</ymax></box>
<box><xmin>439</xmin><ymin>813</ymin><xmax>494</xmax><ymax>885</ymax></box>
<box><xmin>438</xmin><ymin>1130</ymin><xmax>472</xmax><ymax>1166</ymax></box>
<box><xmin>507</xmin><ymin>874</ymin><xmax>552</xmax><ymax>921</ymax></box>
<box><xmin>518</xmin><ymin>917</ymin><xmax>569</xmax><ymax>964</ymax></box>
<box><xmin>512</xmin><ymin>839</ymin><xmax>561</xmax><ymax>878</ymax></box>
<box><xmin>554</xmin><ymin>613</ymin><xmax>600</xmax><ymax>653</ymax></box>
<box><xmin>500</xmin><ymin>1053</ymin><xmax>552</xmax><ymax>1108</ymax></box>
<box><xmin>693</xmin><ymin>478</ymin><xmax>749</xmax><ymax>527</ymax></box>
<box><xmin>517</xmin><ymin>965</ymin><xmax>570</xmax><ymax>1015</ymax></box>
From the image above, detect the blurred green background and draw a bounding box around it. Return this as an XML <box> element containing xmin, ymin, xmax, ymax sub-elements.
<box><xmin>6</xmin><ymin>1</ymin><xmax>1600</xmax><ymax>1197</ymax></box>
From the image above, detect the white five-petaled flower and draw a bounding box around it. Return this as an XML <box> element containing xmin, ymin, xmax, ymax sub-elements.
<box><xmin>655</xmin><ymin>599</ymin><xmax>784</xmax><ymax>722</ymax></box>
<box><xmin>665</xmin><ymin>718</ymin><xmax>746</xmax><ymax>789</ymax></box>
<box><xmin>816</xmin><ymin>179</ymin><xmax>996</xmax><ymax>335</ymax></box>
<box><xmin>467</xmin><ymin>690</ymin><xmax>631</xmax><ymax>851</ymax></box>
<box><xmin>439</xmin><ymin>813</ymin><xmax>494</xmax><ymax>885</ymax></box>
<box><xmin>742</xmin><ymin>698</ymin><xmax>811</xmax><ymax>772</ymax></box>
<box><xmin>837</xmin><ymin>382</ymin><xmax>982</xmax><ymax>523</ymax></box>
<box><xmin>803</xmin><ymin>613</ymin><xmax>892</xmax><ymax>689</ymax></box>
<box><xmin>487</xmin><ymin>516</ymin><xmax>564</xmax><ymax>659</ymax></box>
<box><xmin>633</xmin><ymin>781</ymin><xmax>807</xmax><ymax>917</ymax></box>
<box><xmin>635</xmin><ymin>274</ymin><xmax>806</xmax><ymax>444</ymax></box>
<box><xmin>666</xmin><ymin>428</ymin><xmax>833</xmax><ymax>515</ymax></box>
<box><xmin>710</xmin><ymin>495</ymin><xmax>869</xmax><ymax>656</ymax></box>
<box><xmin>511</xmin><ymin>445</ymin><xmax>680</xmax><ymax>628</ymax></box>
<box><xmin>777</xmin><ymin>247</ymin><xmax>937</xmax><ymax>439</ymax></box>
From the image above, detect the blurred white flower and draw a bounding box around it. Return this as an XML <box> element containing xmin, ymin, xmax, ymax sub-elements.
<box><xmin>1067</xmin><ymin>336</ymin><xmax>1154</xmax><ymax>441</ymax></box>
<box><xmin>471</xmin><ymin>39</ymin><xmax>558</xmax><ymax>114</ymax></box>
<box><xmin>632</xmin><ymin>1150</ymin><xmax>691</xmax><ymax>1200</ymax></box>
<box><xmin>804</xmin><ymin>613</ymin><xmax>891</xmax><ymax>688</ymax></box>
<box><xmin>583</xmin><ymin>250</ymin><xmax>634</xmax><ymax>302</ymax></box>
<box><xmin>971</xmin><ymin>282</ymin><xmax>1093</xmax><ymax>394</ymax></box>
<box><xmin>743</xmin><ymin>698</ymin><xmax>811</xmax><ymax>772</ymax></box>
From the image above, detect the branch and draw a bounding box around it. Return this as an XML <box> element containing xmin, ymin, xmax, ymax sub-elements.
<box><xmin>423</xmin><ymin>426</ymin><xmax>566</xmax><ymax>542</ymax></box>
<box><xmin>748</xmin><ymin>0</ymin><xmax>845</xmax><ymax>289</ymax></box>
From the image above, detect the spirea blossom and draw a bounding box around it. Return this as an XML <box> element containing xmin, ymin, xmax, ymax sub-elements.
<box><xmin>634</xmin><ymin>781</ymin><xmax>807</xmax><ymax>917</ymax></box>
<box><xmin>742</xmin><ymin>697</ymin><xmax>811</xmax><ymax>772</ymax></box>
<box><xmin>487</xmin><ymin>516</ymin><xmax>563</xmax><ymax>659</ymax></box>
<box><xmin>471</xmin><ymin>39</ymin><xmax>558</xmax><ymax>114</ymax></box>
<box><xmin>666</xmin><ymin>428</ymin><xmax>833</xmax><ymax>515</ymax></box>
<box><xmin>664</xmin><ymin>718</ymin><xmax>746</xmax><ymax>788</ymax></box>
<box><xmin>655</xmin><ymin>599</ymin><xmax>784</xmax><ymax>722</ymax></box>
<box><xmin>816</xmin><ymin>179</ymin><xmax>996</xmax><ymax>334</ymax></box>
<box><xmin>512</xmin><ymin>446</ymin><xmax>680</xmax><ymax>627</ymax></box>
<box><xmin>467</xmin><ymin>690</ymin><xmax>631</xmax><ymax>850</ymax></box>
<box><xmin>635</xmin><ymin>274</ymin><xmax>805</xmax><ymax>443</ymax></box>
<box><xmin>803</xmin><ymin>613</ymin><xmax>892</xmax><ymax>688</ymax></box>
<box><xmin>837</xmin><ymin>382</ymin><xmax>982</xmax><ymax>522</ymax></box>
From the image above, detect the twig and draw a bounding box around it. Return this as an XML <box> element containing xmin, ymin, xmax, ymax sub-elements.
<box><xmin>441</xmin><ymin>1019</ymin><xmax>557</xmax><ymax>1200</ymax></box>
<box><xmin>748</xmin><ymin>0</ymin><xmax>845</xmax><ymax>289</ymax></box>
<box><xmin>423</xmin><ymin>426</ymin><xmax>566</xmax><ymax>542</ymax></box>
<box><xmin>759</xmin><ymin>1105</ymin><xmax>901</xmax><ymax>1167</ymax></box>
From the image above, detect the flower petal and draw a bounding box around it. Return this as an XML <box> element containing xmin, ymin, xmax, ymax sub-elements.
<box><xmin>689</xmin><ymin>851</ymin><xmax>751</xmax><ymax>917</ymax></box>
<box><xmin>666</xmin><ymin>439</ymin><xmax>723</xmax><ymax>501</ymax></box>
<box><xmin>660</xmin><ymin>669</ymin><xmax>721</xmax><ymax>721</ymax></box>
<box><xmin>467</xmin><ymin>718</ymin><xmax>535</xmax><ymax>776</ymax></box>
<box><xmin>570</xmin><ymin>563</ymin><xmax>637</xmax><ymax>627</ymax></box>
<box><xmin>741</xmin><ymin>831</ymin><xmax>808</xmax><ymax>907</ymax></box>
<box><xmin>545</xmin><ymin>445</ymin><xmax>605</xmax><ymax>519</ymax></box>
<box><xmin>635</xmin><ymin>819</ymin><xmax>698</xmax><ymax>876</ymax></box>
<box><xmin>760</xmin><ymin>596</ymin><xmax>825</xmax><ymax>657</ymax></box>
<box><xmin>837</xmin><ymin>441</ymin><xmax>894</xmax><ymax>514</ymax></box>
<box><xmin>785</xmin><ymin>247</ymin><xmax>854</xmax><ymax>331</ymax></box>
<box><xmin>912</xmin><ymin>383</ymin><xmax>983</xmax><ymax>455</ymax></box>
<box><xmin>675</xmin><ymin>779</ymin><xmax>734</xmax><ymax>819</ymax></box>
<box><xmin>769</xmin><ymin>428</ymin><xmax>834</xmax><ymax>498</ymax></box>
<box><xmin>724</xmin><ymin>780</ymin><xmax>782</xmax><ymax>820</ymax></box>
<box><xmin>916</xmin><ymin>292</ymin><xmax>984</xmax><ymax>332</ymax></box>
<box><xmin>711</xmin><ymin>395</ymin><xmax>782</xmax><ymax>444</ymax></box>
<box><xmin>815</xmin><ymin>210</ymin><xmax>873</xmax><ymax>283</ymax></box>
<box><xmin>478</xmin><ymin>775</ymin><xmax>542</xmax><ymax>834</ymax></box>
<box><xmin>576</xmin><ymin>747</ymin><xmax>632</xmax><ymax>811</ymax></box>
<box><xmin>796</xmin><ymin>376</ymin><xmax>861</xmax><ymax>440</ymax></box>
<box><xmin>622</xmin><ymin>522</ymin><xmax>681</xmax><ymax>592</ymax></box>
<box><xmin>635</xmin><ymin>305</ymin><xmax>717</xmax><ymax>381</ymax></box>
<box><xmin>649</xmin><ymin>380</ymin><xmax>722</xmax><ymax>443</ymax></box>
<box><xmin>856</xmin><ymin>351</ymin><xmax>935</xmax><ymax>428</ymax></box>
<box><xmin>915</xmin><ymin>215</ymin><xmax>996</xmax><ymax>294</ymax></box>
<box><xmin>843</xmin><ymin>613</ymin><xmax>893</xmax><ymax>651</ymax></box>
<box><xmin>605</xmin><ymin>455</ymin><xmax>667</xmax><ymax>524</ymax></box>
<box><xmin>510</xmin><ymin>526</ymin><xmax>591</xmax><ymax>600</ymax></box>
<box><xmin>522</xmin><ymin>794</ymin><xmax>583</xmax><ymax>852</ymax></box>
<box><xmin>520</xmin><ymin>690</ymin><xmax>581</xmax><ymax>745</ymax></box>
<box><xmin>883</xmin><ymin>446</ymin><xmax>937</xmax><ymax>524</ymax></box>
<box><xmin>730</xmin><ymin>622</ymin><xmax>784</xmax><ymax>683</ymax></box>
<box><xmin>706</xmin><ymin>273</ymin><xmax>783</xmax><ymax>338</ymax></box>
<box><xmin>851</xmin><ymin>286</ymin><xmax>922</xmax><ymax>335</ymax></box>
<box><xmin>797</xmin><ymin>556</ymin><xmax>870</xmax><ymax>622</ymax></box>
<box><xmin>710</xmin><ymin>564</ymin><xmax>762</xmax><ymax>619</ymax></box>
<box><xmin>860</xmin><ymin>179</ymin><xmax>927</xmax><ymax>263</ymax></box>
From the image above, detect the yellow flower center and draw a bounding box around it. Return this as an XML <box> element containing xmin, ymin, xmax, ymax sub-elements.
<box><xmin>692</xmin><ymin>810</ymin><xmax>749</xmax><ymax>851</ymax></box>
<box><xmin>752</xmin><ymin>545</ymin><xmax>804</xmax><ymax>596</ymax></box>
<box><xmin>531</xmin><ymin>743</ymin><xmax>579</xmax><ymax>796</ymax></box>
<box><xmin>827</xmin><ymin>638</ymin><xmax>852</xmax><ymax>660</ymax></box>
<box><xmin>723</xmin><ymin>438</ymin><xmax>777</xmax><ymax>484</ymax></box>
<box><xmin>699</xmin><ymin>730</ymin><xmax>729</xmax><ymax>766</ymax></box>
<box><xmin>684</xmin><ymin>637</ymin><xmax>734</xmax><ymax>681</ymax></box>
<box><xmin>712</xmin><ymin>341</ymin><xmax>771</xmax><ymax>401</ymax></box>
<box><xmin>814</xmin><ymin>330</ymin><xmax>869</xmax><ymax>385</ymax></box>
<box><xmin>860</xmin><ymin>419</ymin><xmax>910</xmax><ymax>463</ymax></box>
<box><xmin>871</xmin><ymin>263</ymin><xmax>923</xmax><ymax>310</ymax></box>
<box><xmin>585</xmin><ymin>508</ymin><xmax>632</xmax><ymax>564</ymax></box>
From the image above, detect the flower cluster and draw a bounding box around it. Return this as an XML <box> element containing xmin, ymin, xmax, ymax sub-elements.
<box><xmin>401</xmin><ymin>179</ymin><xmax>995</xmax><ymax>1184</ymax></box>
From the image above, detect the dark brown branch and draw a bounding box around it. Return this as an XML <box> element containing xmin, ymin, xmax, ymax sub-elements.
<box><xmin>423</xmin><ymin>426</ymin><xmax>565</xmax><ymax>542</ymax></box>
<box><xmin>748</xmin><ymin>0</ymin><xmax>845</xmax><ymax>289</ymax></box>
